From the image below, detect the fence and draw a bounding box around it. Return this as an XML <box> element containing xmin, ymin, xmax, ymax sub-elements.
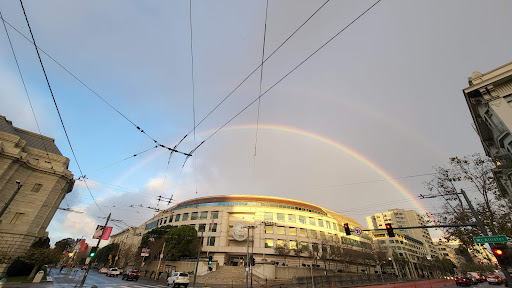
<box><xmin>294</xmin><ymin>274</ymin><xmax>398</xmax><ymax>287</ymax></box>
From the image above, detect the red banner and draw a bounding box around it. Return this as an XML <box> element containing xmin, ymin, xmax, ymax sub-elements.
<box><xmin>101</xmin><ymin>226</ymin><xmax>113</xmax><ymax>240</ymax></box>
<box><xmin>93</xmin><ymin>225</ymin><xmax>113</xmax><ymax>240</ymax></box>
<box><xmin>79</xmin><ymin>239</ymin><xmax>87</xmax><ymax>252</ymax></box>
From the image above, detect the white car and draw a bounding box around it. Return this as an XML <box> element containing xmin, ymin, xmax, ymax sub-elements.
<box><xmin>99</xmin><ymin>267</ymin><xmax>109</xmax><ymax>274</ymax></box>
<box><xmin>167</xmin><ymin>272</ymin><xmax>189</xmax><ymax>287</ymax></box>
<box><xmin>106</xmin><ymin>268</ymin><xmax>121</xmax><ymax>277</ymax></box>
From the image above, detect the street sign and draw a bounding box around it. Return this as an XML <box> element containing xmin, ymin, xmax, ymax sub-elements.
<box><xmin>473</xmin><ymin>235</ymin><xmax>508</xmax><ymax>244</ymax></box>
<box><xmin>354</xmin><ymin>227</ymin><xmax>363</xmax><ymax>236</ymax></box>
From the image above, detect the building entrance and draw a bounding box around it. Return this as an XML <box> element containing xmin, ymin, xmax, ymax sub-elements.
<box><xmin>229</xmin><ymin>256</ymin><xmax>246</xmax><ymax>266</ymax></box>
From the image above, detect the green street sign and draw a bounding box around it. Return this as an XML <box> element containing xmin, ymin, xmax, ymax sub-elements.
<box><xmin>473</xmin><ymin>235</ymin><xmax>508</xmax><ymax>244</ymax></box>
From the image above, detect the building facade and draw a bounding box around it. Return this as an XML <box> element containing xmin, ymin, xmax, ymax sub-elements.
<box><xmin>366</xmin><ymin>209</ymin><xmax>437</xmax><ymax>259</ymax></box>
<box><xmin>0</xmin><ymin>115</ymin><xmax>74</xmax><ymax>276</ymax></box>
<box><xmin>127</xmin><ymin>195</ymin><xmax>372</xmax><ymax>268</ymax></box>
<box><xmin>463</xmin><ymin>62</ymin><xmax>512</xmax><ymax>202</ymax></box>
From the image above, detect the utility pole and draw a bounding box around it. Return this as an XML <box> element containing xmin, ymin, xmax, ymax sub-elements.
<box><xmin>246</xmin><ymin>225</ymin><xmax>250</xmax><ymax>288</ymax></box>
<box><xmin>192</xmin><ymin>231</ymin><xmax>203</xmax><ymax>288</ymax></box>
<box><xmin>251</xmin><ymin>225</ymin><xmax>254</xmax><ymax>288</ymax></box>
<box><xmin>0</xmin><ymin>180</ymin><xmax>22</xmax><ymax>223</ymax></box>
<box><xmin>80</xmin><ymin>213</ymin><xmax>111</xmax><ymax>286</ymax></box>
<box><xmin>459</xmin><ymin>189</ymin><xmax>512</xmax><ymax>285</ymax></box>
<box><xmin>156</xmin><ymin>241</ymin><xmax>166</xmax><ymax>279</ymax></box>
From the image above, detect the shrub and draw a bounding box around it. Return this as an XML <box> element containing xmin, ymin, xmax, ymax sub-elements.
<box><xmin>302</xmin><ymin>263</ymin><xmax>306</xmax><ymax>267</ymax></box>
<box><xmin>7</xmin><ymin>258</ymin><xmax>35</xmax><ymax>277</ymax></box>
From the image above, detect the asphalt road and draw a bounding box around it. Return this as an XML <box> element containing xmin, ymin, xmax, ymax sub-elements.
<box><xmin>51</xmin><ymin>269</ymin><xmax>170</xmax><ymax>288</ymax></box>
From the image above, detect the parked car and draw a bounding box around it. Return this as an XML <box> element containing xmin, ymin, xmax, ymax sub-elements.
<box><xmin>81</xmin><ymin>266</ymin><xmax>88</xmax><ymax>270</ymax></box>
<box><xmin>455</xmin><ymin>276</ymin><xmax>472</xmax><ymax>286</ymax></box>
<box><xmin>488</xmin><ymin>275</ymin><xmax>503</xmax><ymax>285</ymax></box>
<box><xmin>106</xmin><ymin>268</ymin><xmax>121</xmax><ymax>277</ymax></box>
<box><xmin>98</xmin><ymin>267</ymin><xmax>109</xmax><ymax>274</ymax></box>
<box><xmin>167</xmin><ymin>272</ymin><xmax>189</xmax><ymax>287</ymax></box>
<box><xmin>121</xmin><ymin>269</ymin><xmax>140</xmax><ymax>281</ymax></box>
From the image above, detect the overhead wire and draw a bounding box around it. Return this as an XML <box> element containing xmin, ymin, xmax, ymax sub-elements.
<box><xmin>190</xmin><ymin>0</ymin><xmax>382</xmax><ymax>151</ymax></box>
<box><xmin>0</xmin><ymin>10</ymin><xmax>55</xmax><ymax>172</ymax></box>
<box><xmin>83</xmin><ymin>145</ymin><xmax>158</xmax><ymax>176</ymax></box>
<box><xmin>18</xmin><ymin>0</ymin><xmax>105</xmax><ymax>215</ymax></box>
<box><xmin>189</xmin><ymin>0</ymin><xmax>198</xmax><ymax>195</ymax></box>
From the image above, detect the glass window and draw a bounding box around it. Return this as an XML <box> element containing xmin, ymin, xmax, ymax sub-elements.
<box><xmin>318</xmin><ymin>219</ymin><xmax>324</xmax><ymax>227</ymax></box>
<box><xmin>208</xmin><ymin>237</ymin><xmax>215</xmax><ymax>246</ymax></box>
<box><xmin>209</xmin><ymin>223</ymin><xmax>217</xmax><ymax>232</ymax></box>
<box><xmin>169</xmin><ymin>215</ymin><xmax>173</xmax><ymax>222</ymax></box>
<box><xmin>288</xmin><ymin>215</ymin><xmax>296</xmax><ymax>223</ymax></box>
<box><xmin>265</xmin><ymin>226</ymin><xmax>273</xmax><ymax>234</ymax></box>
<box><xmin>312</xmin><ymin>243</ymin><xmax>319</xmax><ymax>252</ymax></box>
<box><xmin>163</xmin><ymin>218</ymin><xmax>167</xmax><ymax>224</ymax></box>
<box><xmin>301</xmin><ymin>242</ymin><xmax>309</xmax><ymax>249</ymax></box>
<box><xmin>189</xmin><ymin>224</ymin><xmax>195</xmax><ymax>228</ymax></box>
<box><xmin>277</xmin><ymin>213</ymin><xmax>285</xmax><ymax>222</ymax></box>
<box><xmin>299</xmin><ymin>216</ymin><xmax>306</xmax><ymax>224</ymax></box>
<box><xmin>277</xmin><ymin>226</ymin><xmax>286</xmax><ymax>235</ymax></box>
<box><xmin>289</xmin><ymin>227</ymin><xmax>297</xmax><ymax>236</ymax></box>
<box><xmin>191</xmin><ymin>212</ymin><xmax>198</xmax><ymax>220</ymax></box>
<box><xmin>309</xmin><ymin>218</ymin><xmax>316</xmax><ymax>226</ymax></box>
<box><xmin>200</xmin><ymin>211</ymin><xmax>208</xmax><ymax>220</ymax></box>
<box><xmin>211</xmin><ymin>211</ymin><xmax>219</xmax><ymax>219</ymax></box>
<box><xmin>326</xmin><ymin>221</ymin><xmax>331</xmax><ymax>229</ymax></box>
<box><xmin>182</xmin><ymin>213</ymin><xmax>189</xmax><ymax>221</ymax></box>
<box><xmin>300</xmin><ymin>229</ymin><xmax>307</xmax><ymax>237</ymax></box>
<box><xmin>310</xmin><ymin>230</ymin><xmax>317</xmax><ymax>238</ymax></box>
<box><xmin>199</xmin><ymin>224</ymin><xmax>206</xmax><ymax>232</ymax></box>
<box><xmin>333</xmin><ymin>223</ymin><xmax>337</xmax><ymax>231</ymax></box>
<box><xmin>265</xmin><ymin>213</ymin><xmax>273</xmax><ymax>221</ymax></box>
<box><xmin>31</xmin><ymin>183</ymin><xmax>42</xmax><ymax>193</ymax></box>
<box><xmin>320</xmin><ymin>231</ymin><xmax>326</xmax><ymax>240</ymax></box>
<box><xmin>289</xmin><ymin>240</ymin><xmax>297</xmax><ymax>250</ymax></box>
<box><xmin>265</xmin><ymin>239</ymin><xmax>274</xmax><ymax>248</ymax></box>
<box><xmin>175</xmin><ymin>214</ymin><xmax>181</xmax><ymax>222</ymax></box>
<box><xmin>277</xmin><ymin>239</ymin><xmax>286</xmax><ymax>248</ymax></box>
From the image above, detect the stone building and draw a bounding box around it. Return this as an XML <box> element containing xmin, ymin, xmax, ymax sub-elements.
<box><xmin>0</xmin><ymin>115</ymin><xmax>74</xmax><ymax>276</ymax></box>
<box><xmin>463</xmin><ymin>61</ymin><xmax>512</xmax><ymax>202</ymax></box>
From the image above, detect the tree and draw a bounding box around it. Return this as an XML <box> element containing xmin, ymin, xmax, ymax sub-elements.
<box><xmin>54</xmin><ymin>238</ymin><xmax>74</xmax><ymax>253</ymax></box>
<box><xmin>274</xmin><ymin>243</ymin><xmax>290</xmax><ymax>265</ymax></box>
<box><xmin>21</xmin><ymin>238</ymin><xmax>60</xmax><ymax>279</ymax></box>
<box><xmin>92</xmin><ymin>243</ymin><xmax>119</xmax><ymax>266</ymax></box>
<box><xmin>164</xmin><ymin>225</ymin><xmax>199</xmax><ymax>260</ymax></box>
<box><xmin>291</xmin><ymin>240</ymin><xmax>309</xmax><ymax>267</ymax></box>
<box><xmin>426</xmin><ymin>154</ymin><xmax>512</xmax><ymax>247</ymax></box>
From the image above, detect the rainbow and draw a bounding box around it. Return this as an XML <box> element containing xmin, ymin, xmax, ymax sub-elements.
<box><xmin>113</xmin><ymin>124</ymin><xmax>429</xmax><ymax>214</ymax></box>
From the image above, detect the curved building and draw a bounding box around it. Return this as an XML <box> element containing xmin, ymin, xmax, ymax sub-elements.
<box><xmin>138</xmin><ymin>195</ymin><xmax>372</xmax><ymax>266</ymax></box>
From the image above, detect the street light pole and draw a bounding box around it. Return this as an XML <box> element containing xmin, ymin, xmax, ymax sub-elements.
<box><xmin>80</xmin><ymin>213</ymin><xmax>111</xmax><ymax>286</ymax></box>
<box><xmin>192</xmin><ymin>231</ymin><xmax>203</xmax><ymax>288</ymax></box>
<box><xmin>0</xmin><ymin>180</ymin><xmax>22</xmax><ymax>223</ymax></box>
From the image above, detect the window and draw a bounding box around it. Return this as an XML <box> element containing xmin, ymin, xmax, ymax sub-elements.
<box><xmin>189</xmin><ymin>224</ymin><xmax>195</xmax><ymax>228</ymax></box>
<box><xmin>182</xmin><ymin>213</ymin><xmax>189</xmax><ymax>221</ymax></box>
<box><xmin>299</xmin><ymin>216</ymin><xmax>306</xmax><ymax>224</ymax></box>
<box><xmin>389</xmin><ymin>240</ymin><xmax>394</xmax><ymax>243</ymax></box>
<box><xmin>320</xmin><ymin>231</ymin><xmax>326</xmax><ymax>240</ymax></box>
<box><xmin>10</xmin><ymin>213</ymin><xmax>24</xmax><ymax>224</ymax></box>
<box><xmin>309</xmin><ymin>218</ymin><xmax>316</xmax><ymax>226</ymax></box>
<box><xmin>301</xmin><ymin>242</ymin><xmax>309</xmax><ymax>249</ymax></box>
<box><xmin>211</xmin><ymin>211</ymin><xmax>219</xmax><ymax>219</ymax></box>
<box><xmin>200</xmin><ymin>211</ymin><xmax>208</xmax><ymax>220</ymax></box>
<box><xmin>310</xmin><ymin>230</ymin><xmax>317</xmax><ymax>239</ymax></box>
<box><xmin>31</xmin><ymin>183</ymin><xmax>42</xmax><ymax>193</ymax></box>
<box><xmin>199</xmin><ymin>224</ymin><xmax>206</xmax><ymax>232</ymax></box>
<box><xmin>300</xmin><ymin>229</ymin><xmax>307</xmax><ymax>237</ymax></box>
<box><xmin>209</xmin><ymin>223</ymin><xmax>217</xmax><ymax>232</ymax></box>
<box><xmin>265</xmin><ymin>239</ymin><xmax>274</xmax><ymax>248</ymax></box>
<box><xmin>191</xmin><ymin>212</ymin><xmax>198</xmax><ymax>220</ymax></box>
<box><xmin>326</xmin><ymin>221</ymin><xmax>331</xmax><ymax>229</ymax></box>
<box><xmin>318</xmin><ymin>219</ymin><xmax>324</xmax><ymax>227</ymax></box>
<box><xmin>277</xmin><ymin>226</ymin><xmax>286</xmax><ymax>235</ymax></box>
<box><xmin>312</xmin><ymin>243</ymin><xmax>319</xmax><ymax>252</ymax></box>
<box><xmin>208</xmin><ymin>237</ymin><xmax>216</xmax><ymax>246</ymax></box>
<box><xmin>265</xmin><ymin>225</ymin><xmax>273</xmax><ymax>234</ymax></box>
<box><xmin>265</xmin><ymin>213</ymin><xmax>273</xmax><ymax>221</ymax></box>
<box><xmin>163</xmin><ymin>218</ymin><xmax>167</xmax><ymax>224</ymax></box>
<box><xmin>289</xmin><ymin>227</ymin><xmax>297</xmax><ymax>236</ymax></box>
<box><xmin>333</xmin><ymin>223</ymin><xmax>337</xmax><ymax>231</ymax></box>
<box><xmin>289</xmin><ymin>240</ymin><xmax>297</xmax><ymax>250</ymax></box>
<box><xmin>277</xmin><ymin>239</ymin><xmax>286</xmax><ymax>248</ymax></box>
<box><xmin>288</xmin><ymin>215</ymin><xmax>296</xmax><ymax>223</ymax></box>
<box><xmin>277</xmin><ymin>213</ymin><xmax>285</xmax><ymax>222</ymax></box>
<box><xmin>175</xmin><ymin>214</ymin><xmax>181</xmax><ymax>222</ymax></box>
<box><xmin>169</xmin><ymin>215</ymin><xmax>173</xmax><ymax>222</ymax></box>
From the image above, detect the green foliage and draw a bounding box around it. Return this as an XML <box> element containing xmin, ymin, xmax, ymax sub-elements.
<box><xmin>31</xmin><ymin>237</ymin><xmax>50</xmax><ymax>249</ymax></box>
<box><xmin>6</xmin><ymin>258</ymin><xmax>34</xmax><ymax>277</ymax></box>
<box><xmin>21</xmin><ymin>247</ymin><xmax>60</xmax><ymax>267</ymax></box>
<box><xmin>54</xmin><ymin>238</ymin><xmax>74</xmax><ymax>253</ymax></box>
<box><xmin>274</xmin><ymin>245</ymin><xmax>290</xmax><ymax>257</ymax></box>
<box><xmin>140</xmin><ymin>225</ymin><xmax>173</xmax><ymax>248</ymax></box>
<box><xmin>92</xmin><ymin>243</ymin><xmax>119</xmax><ymax>265</ymax></box>
<box><xmin>164</xmin><ymin>226</ymin><xmax>199</xmax><ymax>260</ymax></box>
<box><xmin>434</xmin><ymin>256</ymin><xmax>457</xmax><ymax>275</ymax></box>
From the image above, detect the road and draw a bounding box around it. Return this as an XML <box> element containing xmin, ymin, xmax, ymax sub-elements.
<box><xmin>51</xmin><ymin>269</ymin><xmax>170</xmax><ymax>288</ymax></box>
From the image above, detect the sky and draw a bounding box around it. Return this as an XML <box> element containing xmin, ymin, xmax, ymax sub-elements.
<box><xmin>1</xmin><ymin>0</ymin><xmax>511</xmax><ymax>246</ymax></box>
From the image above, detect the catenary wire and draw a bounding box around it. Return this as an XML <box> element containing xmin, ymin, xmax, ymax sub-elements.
<box><xmin>19</xmin><ymin>0</ymin><xmax>105</xmax><ymax>215</ymax></box>
<box><xmin>191</xmin><ymin>0</ymin><xmax>382</xmax><ymax>150</ymax></box>
<box><xmin>83</xmin><ymin>145</ymin><xmax>158</xmax><ymax>176</ymax></box>
<box><xmin>189</xmin><ymin>0</ymin><xmax>198</xmax><ymax>195</ymax></box>
<box><xmin>0</xmin><ymin>10</ymin><xmax>55</xmax><ymax>171</ymax></box>
<box><xmin>181</xmin><ymin>0</ymin><xmax>332</xmax><ymax>139</ymax></box>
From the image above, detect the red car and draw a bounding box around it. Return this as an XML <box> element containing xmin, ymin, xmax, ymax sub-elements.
<box><xmin>455</xmin><ymin>276</ymin><xmax>472</xmax><ymax>286</ymax></box>
<box><xmin>121</xmin><ymin>269</ymin><xmax>140</xmax><ymax>281</ymax></box>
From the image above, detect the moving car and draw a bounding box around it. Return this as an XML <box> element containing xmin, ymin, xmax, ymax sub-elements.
<box><xmin>122</xmin><ymin>269</ymin><xmax>140</xmax><ymax>281</ymax></box>
<box><xmin>167</xmin><ymin>272</ymin><xmax>189</xmax><ymax>287</ymax></box>
<box><xmin>98</xmin><ymin>267</ymin><xmax>109</xmax><ymax>274</ymax></box>
<box><xmin>106</xmin><ymin>268</ymin><xmax>121</xmax><ymax>277</ymax></box>
<box><xmin>455</xmin><ymin>276</ymin><xmax>472</xmax><ymax>286</ymax></box>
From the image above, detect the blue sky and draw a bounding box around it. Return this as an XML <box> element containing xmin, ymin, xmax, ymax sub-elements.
<box><xmin>1</xmin><ymin>0</ymin><xmax>511</xmax><ymax>245</ymax></box>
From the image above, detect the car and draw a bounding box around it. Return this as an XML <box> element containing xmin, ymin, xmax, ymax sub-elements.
<box><xmin>106</xmin><ymin>268</ymin><xmax>121</xmax><ymax>277</ymax></box>
<box><xmin>122</xmin><ymin>269</ymin><xmax>140</xmax><ymax>281</ymax></box>
<box><xmin>167</xmin><ymin>272</ymin><xmax>190</xmax><ymax>287</ymax></box>
<box><xmin>81</xmin><ymin>266</ymin><xmax>88</xmax><ymax>270</ymax></box>
<box><xmin>455</xmin><ymin>276</ymin><xmax>472</xmax><ymax>286</ymax></box>
<box><xmin>99</xmin><ymin>267</ymin><xmax>109</xmax><ymax>274</ymax></box>
<box><xmin>488</xmin><ymin>275</ymin><xmax>503</xmax><ymax>285</ymax></box>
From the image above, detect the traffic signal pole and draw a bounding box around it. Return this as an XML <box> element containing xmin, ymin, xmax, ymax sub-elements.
<box><xmin>80</xmin><ymin>213</ymin><xmax>111</xmax><ymax>286</ymax></box>
<box><xmin>192</xmin><ymin>231</ymin><xmax>203</xmax><ymax>288</ymax></box>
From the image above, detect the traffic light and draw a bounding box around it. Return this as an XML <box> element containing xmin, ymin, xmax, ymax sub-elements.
<box><xmin>89</xmin><ymin>247</ymin><xmax>98</xmax><ymax>257</ymax></box>
<box><xmin>492</xmin><ymin>243</ymin><xmax>510</xmax><ymax>265</ymax></box>
<box><xmin>251</xmin><ymin>256</ymin><xmax>255</xmax><ymax>266</ymax></box>
<box><xmin>493</xmin><ymin>248</ymin><xmax>504</xmax><ymax>259</ymax></box>
<box><xmin>343</xmin><ymin>223</ymin><xmax>351</xmax><ymax>236</ymax></box>
<box><xmin>208</xmin><ymin>255</ymin><xmax>212</xmax><ymax>265</ymax></box>
<box><xmin>385</xmin><ymin>223</ymin><xmax>395</xmax><ymax>237</ymax></box>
